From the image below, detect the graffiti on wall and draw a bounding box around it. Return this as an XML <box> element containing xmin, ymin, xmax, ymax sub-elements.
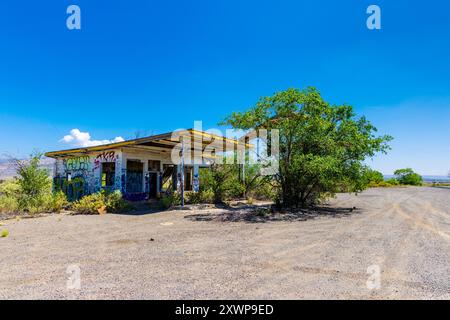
<box><xmin>56</xmin><ymin>151</ymin><xmax>122</xmax><ymax>201</ymax></box>
<box><xmin>60</xmin><ymin>155</ymin><xmax>92</xmax><ymax>200</ymax></box>
<box><xmin>64</xmin><ymin>176</ymin><xmax>86</xmax><ymax>201</ymax></box>
<box><xmin>121</xmin><ymin>169</ymin><xmax>126</xmax><ymax>194</ymax></box>
<box><xmin>126</xmin><ymin>172</ymin><xmax>143</xmax><ymax>194</ymax></box>
<box><xmin>94</xmin><ymin>151</ymin><xmax>116</xmax><ymax>169</ymax></box>
<box><xmin>54</xmin><ymin>176</ymin><xmax>86</xmax><ymax>201</ymax></box>
<box><xmin>193</xmin><ymin>173</ymin><xmax>199</xmax><ymax>192</ymax></box>
<box><xmin>64</xmin><ymin>156</ymin><xmax>90</xmax><ymax>172</ymax></box>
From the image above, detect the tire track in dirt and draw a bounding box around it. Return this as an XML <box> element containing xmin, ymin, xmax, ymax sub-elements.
<box><xmin>244</xmin><ymin>190</ymin><xmax>424</xmax><ymax>298</ymax></box>
<box><xmin>374</xmin><ymin>193</ymin><xmax>450</xmax><ymax>298</ymax></box>
<box><xmin>393</xmin><ymin>202</ymin><xmax>450</xmax><ymax>241</ymax></box>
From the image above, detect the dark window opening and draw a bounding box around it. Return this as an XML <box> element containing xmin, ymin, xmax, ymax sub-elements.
<box><xmin>148</xmin><ymin>160</ymin><xmax>161</xmax><ymax>172</ymax></box>
<box><xmin>101</xmin><ymin>162</ymin><xmax>116</xmax><ymax>188</ymax></box>
<box><xmin>184</xmin><ymin>167</ymin><xmax>192</xmax><ymax>191</ymax></box>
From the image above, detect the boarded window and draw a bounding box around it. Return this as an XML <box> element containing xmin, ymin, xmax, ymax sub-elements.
<box><xmin>101</xmin><ymin>162</ymin><xmax>116</xmax><ymax>187</ymax></box>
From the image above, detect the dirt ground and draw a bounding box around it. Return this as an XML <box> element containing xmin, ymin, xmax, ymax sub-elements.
<box><xmin>0</xmin><ymin>187</ymin><xmax>449</xmax><ymax>300</ymax></box>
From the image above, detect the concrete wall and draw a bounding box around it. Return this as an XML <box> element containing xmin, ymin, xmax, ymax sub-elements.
<box><xmin>53</xmin><ymin>147</ymin><xmax>201</xmax><ymax>201</ymax></box>
<box><xmin>53</xmin><ymin>149</ymin><xmax>123</xmax><ymax>200</ymax></box>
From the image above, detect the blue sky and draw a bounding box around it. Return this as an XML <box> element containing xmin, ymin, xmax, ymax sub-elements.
<box><xmin>0</xmin><ymin>0</ymin><xmax>449</xmax><ymax>175</ymax></box>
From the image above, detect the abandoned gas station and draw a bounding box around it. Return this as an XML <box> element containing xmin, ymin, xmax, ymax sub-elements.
<box><xmin>45</xmin><ymin>129</ymin><xmax>247</xmax><ymax>201</ymax></box>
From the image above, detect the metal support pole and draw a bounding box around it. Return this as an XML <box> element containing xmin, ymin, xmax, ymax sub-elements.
<box><xmin>181</xmin><ymin>138</ymin><xmax>185</xmax><ymax>207</ymax></box>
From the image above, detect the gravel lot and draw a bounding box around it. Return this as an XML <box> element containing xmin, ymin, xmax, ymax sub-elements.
<box><xmin>0</xmin><ymin>187</ymin><xmax>449</xmax><ymax>299</ymax></box>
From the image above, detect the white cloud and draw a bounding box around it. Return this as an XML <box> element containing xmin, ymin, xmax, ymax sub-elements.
<box><xmin>60</xmin><ymin>129</ymin><xmax>125</xmax><ymax>147</ymax></box>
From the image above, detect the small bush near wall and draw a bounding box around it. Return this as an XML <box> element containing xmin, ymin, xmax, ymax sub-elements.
<box><xmin>70</xmin><ymin>190</ymin><xmax>133</xmax><ymax>214</ymax></box>
<box><xmin>159</xmin><ymin>192</ymin><xmax>181</xmax><ymax>209</ymax></box>
<box><xmin>185</xmin><ymin>190</ymin><xmax>215</xmax><ymax>204</ymax></box>
<box><xmin>105</xmin><ymin>191</ymin><xmax>133</xmax><ymax>213</ymax></box>
<box><xmin>158</xmin><ymin>190</ymin><xmax>216</xmax><ymax>209</ymax></box>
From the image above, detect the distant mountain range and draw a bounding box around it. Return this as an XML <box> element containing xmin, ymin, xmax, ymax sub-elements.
<box><xmin>0</xmin><ymin>157</ymin><xmax>55</xmax><ymax>180</ymax></box>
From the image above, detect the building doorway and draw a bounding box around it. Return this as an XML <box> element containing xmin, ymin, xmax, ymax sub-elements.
<box><xmin>148</xmin><ymin>172</ymin><xmax>158</xmax><ymax>198</ymax></box>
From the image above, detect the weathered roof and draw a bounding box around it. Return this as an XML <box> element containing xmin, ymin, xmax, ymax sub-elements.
<box><xmin>45</xmin><ymin>129</ymin><xmax>252</xmax><ymax>158</ymax></box>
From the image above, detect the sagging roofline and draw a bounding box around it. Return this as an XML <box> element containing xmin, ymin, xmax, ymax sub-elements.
<box><xmin>45</xmin><ymin>129</ymin><xmax>253</xmax><ymax>158</ymax></box>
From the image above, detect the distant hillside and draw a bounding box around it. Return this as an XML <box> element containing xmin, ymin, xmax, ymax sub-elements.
<box><xmin>0</xmin><ymin>157</ymin><xmax>55</xmax><ymax>180</ymax></box>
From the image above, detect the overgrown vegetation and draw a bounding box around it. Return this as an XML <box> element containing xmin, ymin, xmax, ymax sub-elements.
<box><xmin>70</xmin><ymin>190</ymin><xmax>133</xmax><ymax>214</ymax></box>
<box><xmin>364</xmin><ymin>169</ymin><xmax>398</xmax><ymax>187</ymax></box>
<box><xmin>394</xmin><ymin>168</ymin><xmax>423</xmax><ymax>186</ymax></box>
<box><xmin>223</xmin><ymin>87</ymin><xmax>393</xmax><ymax>208</ymax></box>
<box><xmin>197</xmin><ymin>164</ymin><xmax>274</xmax><ymax>203</ymax></box>
<box><xmin>0</xmin><ymin>152</ymin><xmax>68</xmax><ymax>214</ymax></box>
<box><xmin>365</xmin><ymin>169</ymin><xmax>384</xmax><ymax>186</ymax></box>
<box><xmin>364</xmin><ymin>168</ymin><xmax>423</xmax><ymax>187</ymax></box>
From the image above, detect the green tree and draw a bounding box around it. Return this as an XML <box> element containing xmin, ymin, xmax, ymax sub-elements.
<box><xmin>394</xmin><ymin>168</ymin><xmax>423</xmax><ymax>186</ymax></box>
<box><xmin>223</xmin><ymin>87</ymin><xmax>392</xmax><ymax>208</ymax></box>
<box><xmin>365</xmin><ymin>169</ymin><xmax>384</xmax><ymax>185</ymax></box>
<box><xmin>199</xmin><ymin>164</ymin><xmax>243</xmax><ymax>203</ymax></box>
<box><xmin>13</xmin><ymin>151</ymin><xmax>53</xmax><ymax>212</ymax></box>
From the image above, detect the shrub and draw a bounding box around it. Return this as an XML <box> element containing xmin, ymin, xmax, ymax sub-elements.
<box><xmin>1</xmin><ymin>175</ymin><xmax>70</xmax><ymax>214</ymax></box>
<box><xmin>185</xmin><ymin>189</ymin><xmax>215</xmax><ymax>204</ymax></box>
<box><xmin>184</xmin><ymin>191</ymin><xmax>200</xmax><ymax>204</ymax></box>
<box><xmin>46</xmin><ymin>191</ymin><xmax>68</xmax><ymax>213</ymax></box>
<box><xmin>394</xmin><ymin>168</ymin><xmax>423</xmax><ymax>186</ymax></box>
<box><xmin>198</xmin><ymin>189</ymin><xmax>214</xmax><ymax>203</ymax></box>
<box><xmin>365</xmin><ymin>169</ymin><xmax>384</xmax><ymax>185</ymax></box>
<box><xmin>367</xmin><ymin>178</ymin><xmax>400</xmax><ymax>188</ymax></box>
<box><xmin>0</xmin><ymin>179</ymin><xmax>20</xmax><ymax>197</ymax></box>
<box><xmin>105</xmin><ymin>190</ymin><xmax>133</xmax><ymax>213</ymax></box>
<box><xmin>0</xmin><ymin>153</ymin><xmax>70</xmax><ymax>214</ymax></box>
<box><xmin>71</xmin><ymin>190</ymin><xmax>132</xmax><ymax>214</ymax></box>
<box><xmin>0</xmin><ymin>195</ymin><xmax>19</xmax><ymax>213</ymax></box>
<box><xmin>159</xmin><ymin>192</ymin><xmax>181</xmax><ymax>209</ymax></box>
<box><xmin>386</xmin><ymin>178</ymin><xmax>400</xmax><ymax>186</ymax></box>
<box><xmin>249</xmin><ymin>181</ymin><xmax>277</xmax><ymax>201</ymax></box>
<box><xmin>13</xmin><ymin>152</ymin><xmax>52</xmax><ymax>213</ymax></box>
<box><xmin>199</xmin><ymin>165</ymin><xmax>246</xmax><ymax>202</ymax></box>
<box><xmin>0</xmin><ymin>180</ymin><xmax>20</xmax><ymax>213</ymax></box>
<box><xmin>71</xmin><ymin>192</ymin><xmax>106</xmax><ymax>214</ymax></box>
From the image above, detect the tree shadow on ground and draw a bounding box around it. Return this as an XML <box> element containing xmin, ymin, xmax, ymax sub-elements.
<box><xmin>184</xmin><ymin>204</ymin><xmax>362</xmax><ymax>223</ymax></box>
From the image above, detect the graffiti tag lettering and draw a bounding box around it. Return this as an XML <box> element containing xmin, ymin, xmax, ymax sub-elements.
<box><xmin>65</xmin><ymin>156</ymin><xmax>90</xmax><ymax>171</ymax></box>
<box><xmin>94</xmin><ymin>151</ymin><xmax>116</xmax><ymax>169</ymax></box>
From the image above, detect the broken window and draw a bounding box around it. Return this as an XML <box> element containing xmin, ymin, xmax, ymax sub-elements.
<box><xmin>162</xmin><ymin>164</ymin><xmax>175</xmax><ymax>191</ymax></box>
<box><xmin>101</xmin><ymin>162</ymin><xmax>116</xmax><ymax>188</ymax></box>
